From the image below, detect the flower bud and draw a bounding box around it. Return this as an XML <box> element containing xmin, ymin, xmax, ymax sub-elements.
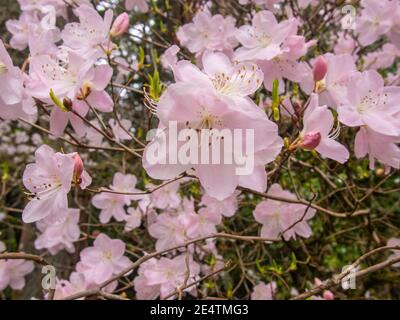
<box><xmin>63</xmin><ymin>97</ymin><xmax>73</xmax><ymax>111</ymax></box>
<box><xmin>72</xmin><ymin>153</ymin><xmax>84</xmax><ymax>182</ymax></box>
<box><xmin>323</xmin><ymin>290</ymin><xmax>334</xmax><ymax>300</ymax></box>
<box><xmin>375</xmin><ymin>167</ymin><xmax>385</xmax><ymax>177</ymax></box>
<box><xmin>300</xmin><ymin>132</ymin><xmax>321</xmax><ymax>150</ymax></box>
<box><xmin>313</xmin><ymin>56</ymin><xmax>328</xmax><ymax>82</ymax></box>
<box><xmin>110</xmin><ymin>13</ymin><xmax>130</xmax><ymax>37</ymax></box>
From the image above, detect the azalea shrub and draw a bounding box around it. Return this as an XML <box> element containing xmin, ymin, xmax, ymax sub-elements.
<box><xmin>0</xmin><ymin>0</ymin><xmax>400</xmax><ymax>300</ymax></box>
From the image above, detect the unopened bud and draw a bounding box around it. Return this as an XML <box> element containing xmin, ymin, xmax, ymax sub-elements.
<box><xmin>72</xmin><ymin>153</ymin><xmax>84</xmax><ymax>183</ymax></box>
<box><xmin>313</xmin><ymin>56</ymin><xmax>328</xmax><ymax>82</ymax></box>
<box><xmin>323</xmin><ymin>290</ymin><xmax>334</xmax><ymax>300</ymax></box>
<box><xmin>63</xmin><ymin>98</ymin><xmax>73</xmax><ymax>111</ymax></box>
<box><xmin>375</xmin><ymin>167</ymin><xmax>385</xmax><ymax>177</ymax></box>
<box><xmin>300</xmin><ymin>132</ymin><xmax>321</xmax><ymax>150</ymax></box>
<box><xmin>110</xmin><ymin>13</ymin><xmax>130</xmax><ymax>37</ymax></box>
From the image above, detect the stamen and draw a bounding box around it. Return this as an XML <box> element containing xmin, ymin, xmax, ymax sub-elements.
<box><xmin>144</xmin><ymin>88</ymin><xmax>158</xmax><ymax>115</ymax></box>
<box><xmin>329</xmin><ymin>122</ymin><xmax>341</xmax><ymax>140</ymax></box>
<box><xmin>0</xmin><ymin>61</ymin><xmax>7</xmax><ymax>75</ymax></box>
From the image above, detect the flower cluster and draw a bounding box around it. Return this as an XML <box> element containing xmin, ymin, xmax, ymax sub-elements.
<box><xmin>0</xmin><ymin>0</ymin><xmax>400</xmax><ymax>300</ymax></box>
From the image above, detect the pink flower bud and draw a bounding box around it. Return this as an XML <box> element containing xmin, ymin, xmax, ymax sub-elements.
<box><xmin>323</xmin><ymin>290</ymin><xmax>334</xmax><ymax>300</ymax></box>
<box><xmin>111</xmin><ymin>13</ymin><xmax>130</xmax><ymax>37</ymax></box>
<box><xmin>301</xmin><ymin>132</ymin><xmax>321</xmax><ymax>150</ymax></box>
<box><xmin>72</xmin><ymin>153</ymin><xmax>84</xmax><ymax>181</ymax></box>
<box><xmin>314</xmin><ymin>277</ymin><xmax>322</xmax><ymax>286</ymax></box>
<box><xmin>313</xmin><ymin>56</ymin><xmax>328</xmax><ymax>82</ymax></box>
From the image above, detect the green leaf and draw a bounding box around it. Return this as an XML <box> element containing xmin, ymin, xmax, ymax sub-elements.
<box><xmin>271</xmin><ymin>79</ymin><xmax>280</xmax><ymax>121</ymax></box>
<box><xmin>290</xmin><ymin>253</ymin><xmax>297</xmax><ymax>271</ymax></box>
<box><xmin>148</xmin><ymin>69</ymin><xmax>162</xmax><ymax>101</ymax></box>
<box><xmin>1</xmin><ymin>162</ymin><xmax>9</xmax><ymax>182</ymax></box>
<box><xmin>138</xmin><ymin>47</ymin><xmax>145</xmax><ymax>69</ymax></box>
<box><xmin>49</xmin><ymin>89</ymin><xmax>68</xmax><ymax>112</ymax></box>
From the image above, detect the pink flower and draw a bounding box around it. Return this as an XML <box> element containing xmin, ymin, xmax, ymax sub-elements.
<box><xmin>143</xmin><ymin>73</ymin><xmax>282</xmax><ymax>200</ymax></box>
<box><xmin>53</xmin><ymin>272</ymin><xmax>88</xmax><ymax>300</ymax></box>
<box><xmin>61</xmin><ymin>5</ymin><xmax>113</xmax><ymax>57</ymax></box>
<box><xmin>259</xmin><ymin>58</ymin><xmax>310</xmax><ymax>93</ymax></box>
<box><xmin>300</xmin><ymin>132</ymin><xmax>321</xmax><ymax>150</ymax></box>
<box><xmin>160</xmin><ymin>45</ymin><xmax>180</xmax><ymax>70</ymax></box>
<box><xmin>148</xmin><ymin>213</ymin><xmax>188</xmax><ymax>251</ymax></box>
<box><xmin>363</xmin><ymin>44</ymin><xmax>398</xmax><ymax>70</ymax></box>
<box><xmin>110</xmin><ymin>13</ymin><xmax>130</xmax><ymax>37</ymax></box>
<box><xmin>200</xmin><ymin>192</ymin><xmax>238</xmax><ymax>218</ymax></box>
<box><xmin>298</xmin><ymin>0</ymin><xmax>318</xmax><ymax>7</ymax></box>
<box><xmin>334</xmin><ymin>33</ymin><xmax>357</xmax><ymax>58</ymax></box>
<box><xmin>251</xmin><ymin>281</ymin><xmax>276</xmax><ymax>300</ymax></box>
<box><xmin>177</xmin><ymin>10</ymin><xmax>237</xmax><ymax>55</ymax></box>
<box><xmin>388</xmin><ymin>8</ymin><xmax>400</xmax><ymax>49</ymax></box>
<box><xmin>31</xmin><ymin>52</ymin><xmax>113</xmax><ymax>104</ymax></box>
<box><xmin>0</xmin><ymin>57</ymin><xmax>38</xmax><ymax>119</ymax></box>
<box><xmin>125</xmin><ymin>0</ymin><xmax>149</xmax><ymax>12</ymax></box>
<box><xmin>83</xmin><ymin>119</ymin><xmax>104</xmax><ymax>146</ymax></box>
<box><xmin>0</xmin><ymin>258</ymin><xmax>34</xmax><ymax>291</ymax></box>
<box><xmin>313</xmin><ymin>56</ymin><xmax>328</xmax><ymax>82</ymax></box>
<box><xmin>323</xmin><ymin>290</ymin><xmax>335</xmax><ymax>300</ymax></box>
<box><xmin>0</xmin><ymin>91</ymin><xmax>37</xmax><ymax>122</ymax></box>
<box><xmin>109</xmin><ymin>118</ymin><xmax>132</xmax><ymax>142</ymax></box>
<box><xmin>34</xmin><ymin>208</ymin><xmax>80</xmax><ymax>255</ymax></box>
<box><xmin>17</xmin><ymin>0</ymin><xmax>82</xmax><ymax>14</ymax></box>
<box><xmin>299</xmin><ymin>94</ymin><xmax>349</xmax><ymax>163</ymax></box>
<box><xmin>133</xmin><ymin>259</ymin><xmax>160</xmax><ymax>300</ymax></box>
<box><xmin>30</xmin><ymin>52</ymin><xmax>113</xmax><ymax>137</ymax></box>
<box><xmin>246</xmin><ymin>17</ymin><xmax>315</xmax><ymax>92</ymax></box>
<box><xmin>77</xmin><ymin>233</ymin><xmax>132</xmax><ymax>285</ymax></box>
<box><xmin>354</xmin><ymin>127</ymin><xmax>400</xmax><ymax>170</ymax></box>
<box><xmin>234</xmin><ymin>10</ymin><xmax>298</xmax><ymax>61</ymax></box>
<box><xmin>22</xmin><ymin>145</ymin><xmax>91</xmax><ymax>223</ymax></box>
<box><xmin>186</xmin><ymin>207</ymin><xmax>222</xmax><ymax>238</ymax></box>
<box><xmin>53</xmin><ymin>271</ymin><xmax>117</xmax><ymax>300</ymax></box>
<box><xmin>135</xmin><ymin>254</ymin><xmax>200</xmax><ymax>299</ymax></box>
<box><xmin>114</xmin><ymin>57</ymin><xmax>138</xmax><ymax>84</ymax></box>
<box><xmin>92</xmin><ymin>172</ymin><xmax>139</xmax><ymax>223</ymax></box>
<box><xmin>338</xmin><ymin>70</ymin><xmax>400</xmax><ymax>136</ymax></box>
<box><xmin>124</xmin><ymin>207</ymin><xmax>142</xmax><ymax>232</ymax></box>
<box><xmin>253</xmin><ymin>184</ymin><xmax>316</xmax><ymax>241</ymax></box>
<box><xmin>387</xmin><ymin>238</ymin><xmax>400</xmax><ymax>268</ymax></box>
<box><xmin>174</xmin><ymin>51</ymin><xmax>264</xmax><ymax>99</ymax></box>
<box><xmin>148</xmin><ymin>180</ymin><xmax>181</xmax><ymax>210</ymax></box>
<box><xmin>6</xmin><ymin>12</ymin><xmax>40</xmax><ymax>51</ymax></box>
<box><xmin>301</xmin><ymin>53</ymin><xmax>357</xmax><ymax>108</ymax></box>
<box><xmin>356</xmin><ymin>0</ymin><xmax>398</xmax><ymax>46</ymax></box>
<box><xmin>0</xmin><ymin>40</ymin><xmax>24</xmax><ymax>105</ymax></box>
<box><xmin>312</xmin><ymin>278</ymin><xmax>334</xmax><ymax>300</ymax></box>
